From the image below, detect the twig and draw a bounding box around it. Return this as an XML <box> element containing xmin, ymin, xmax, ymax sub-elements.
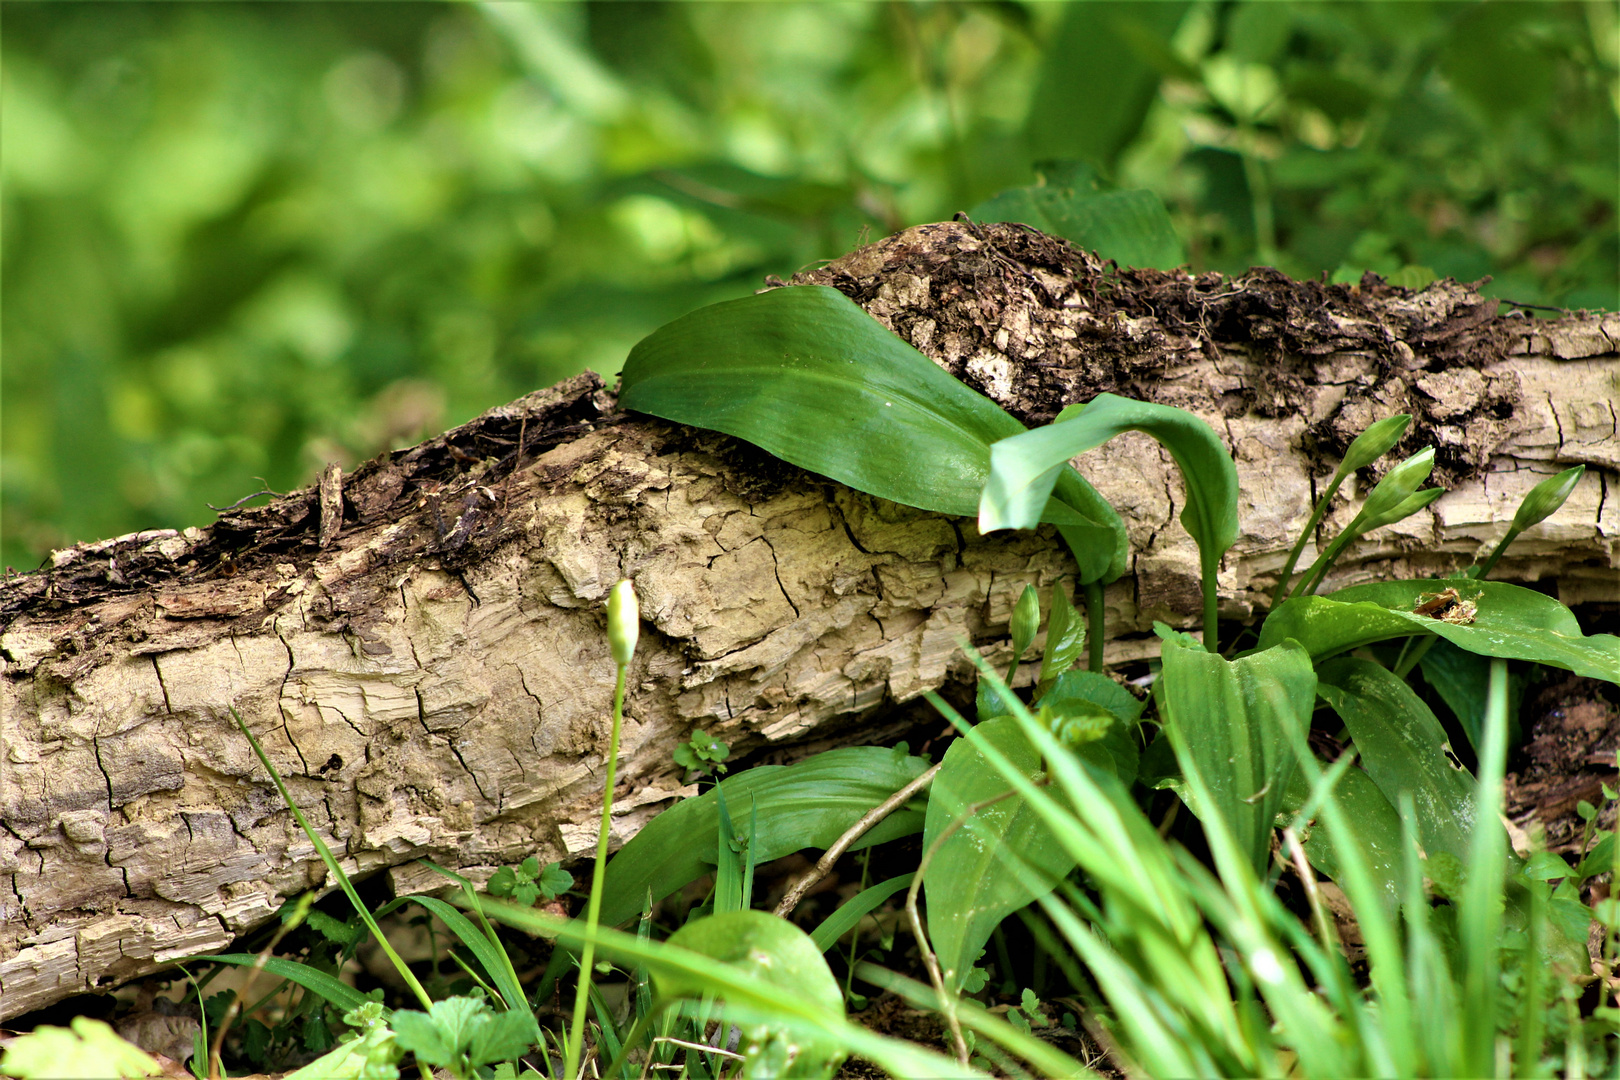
<box><xmin>906</xmin><ymin>785</ymin><xmax>1023</xmax><ymax>1067</ymax></box>
<box><xmin>772</xmin><ymin>762</ymin><xmax>941</xmax><ymax>918</ymax></box>
<box><xmin>206</xmin><ymin>479</ymin><xmax>283</xmax><ymax>512</ymax></box>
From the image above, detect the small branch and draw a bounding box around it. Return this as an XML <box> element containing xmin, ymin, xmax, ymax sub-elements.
<box><xmin>773</xmin><ymin>762</ymin><xmax>941</xmax><ymax>918</ymax></box>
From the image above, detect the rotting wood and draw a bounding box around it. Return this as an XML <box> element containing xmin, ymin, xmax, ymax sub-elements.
<box><xmin>2</xmin><ymin>221</ymin><xmax>1616</xmax><ymax>1019</ymax></box>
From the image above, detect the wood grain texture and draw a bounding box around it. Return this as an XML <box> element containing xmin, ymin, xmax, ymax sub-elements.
<box><xmin>2</xmin><ymin>222</ymin><xmax>1615</xmax><ymax>1018</ymax></box>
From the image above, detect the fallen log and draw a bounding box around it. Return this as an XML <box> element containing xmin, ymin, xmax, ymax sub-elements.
<box><xmin>2</xmin><ymin>221</ymin><xmax>1615</xmax><ymax>1018</ymax></box>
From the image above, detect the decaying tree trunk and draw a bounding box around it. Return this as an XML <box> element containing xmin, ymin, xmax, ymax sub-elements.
<box><xmin>2</xmin><ymin>221</ymin><xmax>1615</xmax><ymax>1019</ymax></box>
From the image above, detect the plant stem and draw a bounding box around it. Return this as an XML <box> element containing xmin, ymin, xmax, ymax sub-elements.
<box><xmin>1271</xmin><ymin>474</ymin><xmax>1347</xmax><ymax>608</ymax></box>
<box><xmin>1470</xmin><ymin>526</ymin><xmax>1522</xmax><ymax>581</ymax></box>
<box><xmin>566</xmin><ymin>659</ymin><xmax>628</xmax><ymax>1080</ymax></box>
<box><xmin>1084</xmin><ymin>580</ymin><xmax>1105</xmax><ymax>672</ymax></box>
<box><xmin>1201</xmin><ymin>550</ymin><xmax>1219</xmax><ymax>653</ymax></box>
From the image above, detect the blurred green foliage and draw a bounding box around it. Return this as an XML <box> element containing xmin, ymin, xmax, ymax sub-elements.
<box><xmin>3</xmin><ymin>1</ymin><xmax>1615</xmax><ymax>571</ymax></box>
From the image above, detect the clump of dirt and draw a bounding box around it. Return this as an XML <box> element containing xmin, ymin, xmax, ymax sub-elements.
<box><xmin>786</xmin><ymin>219</ymin><xmax>1522</xmax><ymax>487</ymax></box>
<box><xmin>1506</xmin><ymin>673</ymin><xmax>1620</xmax><ymax>855</ymax></box>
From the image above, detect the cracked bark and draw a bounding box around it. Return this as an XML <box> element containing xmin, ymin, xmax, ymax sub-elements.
<box><xmin>2</xmin><ymin>221</ymin><xmax>1617</xmax><ymax>1019</ymax></box>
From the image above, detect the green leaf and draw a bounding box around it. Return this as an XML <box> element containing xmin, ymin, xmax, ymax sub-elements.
<box><xmin>1037</xmin><ymin>582</ymin><xmax>1086</xmax><ymax>686</ymax></box>
<box><xmin>478</xmin><ymin>899</ymin><xmax>982</xmax><ymax>1080</ymax></box>
<box><xmin>1258</xmin><ymin>579</ymin><xmax>1620</xmax><ymax>682</ymax></box>
<box><xmin>374</xmin><ymin>894</ymin><xmax>535</xmax><ymax>1035</ymax></box>
<box><xmin>1314</xmin><ymin>657</ymin><xmax>1480</xmax><ymax>866</ymax></box>
<box><xmin>1035</xmin><ymin>670</ymin><xmax>1143</xmax><ymax>785</ymax></box>
<box><xmin>0</xmin><ymin>1018</ymin><xmax>160</xmax><ymax>1080</ymax></box>
<box><xmin>923</xmin><ymin>717</ymin><xmax>1078</xmax><ymax>992</ymax></box>
<box><xmin>972</xmin><ymin>180</ymin><xmax>1184</xmax><ymax>269</ymax></box>
<box><xmin>1576</xmin><ymin>833</ymin><xmax>1616</xmax><ymax>879</ymax></box>
<box><xmin>598</xmin><ymin>746</ymin><xmax>932</xmax><ymax>928</ymax></box>
<box><xmin>1024</xmin><ymin>4</ymin><xmax>1192</xmax><ymax>169</ymax></box>
<box><xmin>1158</xmin><ymin>638</ymin><xmax>1316</xmax><ymax>872</ymax></box>
<box><xmin>1010</xmin><ymin>584</ymin><xmax>1040</xmax><ymax>660</ymax></box>
<box><xmin>392</xmin><ymin>995</ymin><xmax>531</xmax><ymax>1071</ymax></box>
<box><xmin>618</xmin><ymin>284</ymin><xmax>1126</xmax><ymax>583</ymax></box>
<box><xmin>981</xmin><ymin>393</ymin><xmax>1238</xmax><ymax>635</ymax></box>
<box><xmin>659</xmin><ymin>912</ymin><xmax>848</xmax><ymax>1077</ymax></box>
<box><xmin>1521</xmin><ymin>852</ymin><xmax>1575</xmax><ymax>881</ymax></box>
<box><xmin>661</xmin><ymin>911</ymin><xmax>843</xmax><ymax>1013</ymax></box>
<box><xmin>538</xmin><ymin>861</ymin><xmax>574</xmax><ymax>900</ymax></box>
<box><xmin>1280</xmin><ymin>759</ymin><xmax>1408</xmax><ymax>916</ymax></box>
<box><xmin>809</xmin><ymin>874</ymin><xmax>914</xmax><ymax>953</ymax></box>
<box><xmin>1419</xmin><ymin>638</ymin><xmax>1525</xmax><ymax>753</ymax></box>
<box><xmin>186</xmin><ymin>954</ymin><xmax>375</xmax><ymax>1016</ymax></box>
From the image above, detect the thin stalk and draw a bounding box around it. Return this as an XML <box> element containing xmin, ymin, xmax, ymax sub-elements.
<box><xmin>230</xmin><ymin>709</ymin><xmax>435</xmax><ymax>1012</ymax></box>
<box><xmin>1084</xmin><ymin>580</ymin><xmax>1105</xmax><ymax>672</ymax></box>
<box><xmin>1271</xmin><ymin>473</ymin><xmax>1348</xmax><ymax>608</ymax></box>
<box><xmin>1392</xmin><ymin>635</ymin><xmax>1437</xmax><ymax>680</ymax></box>
<box><xmin>566</xmin><ymin>658</ymin><xmax>629</xmax><ymax>1080</ymax></box>
<box><xmin>1470</xmin><ymin>526</ymin><xmax>1522</xmax><ymax>581</ymax></box>
<box><xmin>1201</xmin><ymin>549</ymin><xmax>1219</xmax><ymax>652</ymax></box>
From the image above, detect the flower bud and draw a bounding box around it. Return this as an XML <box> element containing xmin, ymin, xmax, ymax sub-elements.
<box><xmin>607</xmin><ymin>579</ymin><xmax>639</xmax><ymax>666</ymax></box>
<box><xmin>1356</xmin><ymin>446</ymin><xmax>1435</xmax><ymax>526</ymax></box>
<box><xmin>1367</xmin><ymin>486</ymin><xmax>1444</xmax><ymax>530</ymax></box>
<box><xmin>1336</xmin><ymin>414</ymin><xmax>1412</xmax><ymax>477</ymax></box>
<box><xmin>1010</xmin><ymin>584</ymin><xmax>1040</xmax><ymax>659</ymax></box>
<box><xmin>1511</xmin><ymin>465</ymin><xmax>1584</xmax><ymax>532</ymax></box>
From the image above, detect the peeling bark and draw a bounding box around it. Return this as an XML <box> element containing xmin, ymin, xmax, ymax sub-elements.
<box><xmin>2</xmin><ymin>222</ymin><xmax>1616</xmax><ymax>1018</ymax></box>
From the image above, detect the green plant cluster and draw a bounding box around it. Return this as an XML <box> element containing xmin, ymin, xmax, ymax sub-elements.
<box><xmin>20</xmin><ymin>252</ymin><xmax>1615</xmax><ymax>1078</ymax></box>
<box><xmin>4</xmin><ymin>1</ymin><xmax>1614</xmax><ymax>572</ymax></box>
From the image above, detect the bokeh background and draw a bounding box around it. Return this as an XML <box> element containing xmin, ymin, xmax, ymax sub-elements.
<box><xmin>4</xmin><ymin>1</ymin><xmax>1616</xmax><ymax>572</ymax></box>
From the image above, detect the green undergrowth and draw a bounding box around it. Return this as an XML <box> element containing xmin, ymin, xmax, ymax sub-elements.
<box><xmin>8</xmin><ymin>184</ymin><xmax>1618</xmax><ymax>1080</ymax></box>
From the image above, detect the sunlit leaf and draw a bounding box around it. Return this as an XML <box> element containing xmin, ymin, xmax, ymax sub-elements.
<box><xmin>923</xmin><ymin>716</ymin><xmax>1077</xmax><ymax>992</ymax></box>
<box><xmin>619</xmin><ymin>284</ymin><xmax>1127</xmax><ymax>582</ymax></box>
<box><xmin>1258</xmin><ymin>579</ymin><xmax>1620</xmax><ymax>682</ymax></box>
<box><xmin>598</xmin><ymin>746</ymin><xmax>930</xmax><ymax>929</ymax></box>
<box><xmin>1158</xmin><ymin>638</ymin><xmax>1315</xmax><ymax>872</ymax></box>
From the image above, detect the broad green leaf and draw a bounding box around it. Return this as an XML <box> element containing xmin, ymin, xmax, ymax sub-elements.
<box><xmin>1280</xmin><ymin>763</ymin><xmax>1407</xmax><ymax>915</ymax></box>
<box><xmin>1037</xmin><ymin>581</ymin><xmax>1086</xmax><ymax>685</ymax></box>
<box><xmin>661</xmin><ymin>911</ymin><xmax>847</xmax><ymax>1078</ymax></box>
<box><xmin>972</xmin><ymin>182</ymin><xmax>1184</xmax><ymax>269</ymax></box>
<box><xmin>924</xmin><ymin>716</ymin><xmax>1078</xmax><ymax>992</ymax></box>
<box><xmin>1314</xmin><ymin>657</ymin><xmax>1479</xmax><ymax>866</ymax></box>
<box><xmin>810</xmin><ymin>873</ymin><xmax>914</xmax><ymax>953</ymax></box>
<box><xmin>619</xmin><ymin>284</ymin><xmax>1126</xmax><ymax>583</ymax></box>
<box><xmin>1035</xmin><ymin>670</ymin><xmax>1143</xmax><ymax>785</ymax></box>
<box><xmin>661</xmin><ymin>911</ymin><xmax>843</xmax><ymax>1013</ymax></box>
<box><xmin>1158</xmin><ymin>638</ymin><xmax>1315</xmax><ymax>872</ymax></box>
<box><xmin>1419</xmin><ymin>638</ymin><xmax>1525</xmax><ymax>753</ymax></box>
<box><xmin>598</xmin><ymin>747</ymin><xmax>930</xmax><ymax>928</ymax></box>
<box><xmin>981</xmin><ymin>393</ymin><xmax>1239</xmax><ymax>614</ymax></box>
<box><xmin>1258</xmin><ymin>579</ymin><xmax>1620</xmax><ymax>682</ymax></box>
<box><xmin>477</xmin><ymin>898</ymin><xmax>985</xmax><ymax>1079</ymax></box>
<box><xmin>1025</xmin><ymin>6</ymin><xmax>1192</xmax><ymax>169</ymax></box>
<box><xmin>184</xmin><ymin>954</ymin><xmax>375</xmax><ymax>1015</ymax></box>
